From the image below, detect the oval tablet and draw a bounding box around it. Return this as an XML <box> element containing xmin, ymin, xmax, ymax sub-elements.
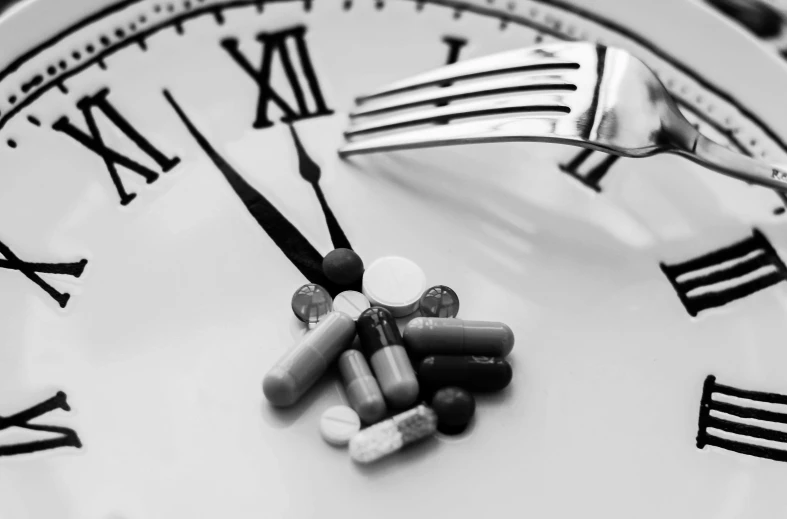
<box><xmin>320</xmin><ymin>405</ymin><xmax>361</xmax><ymax>446</ymax></box>
<box><xmin>418</xmin><ymin>356</ymin><xmax>513</xmax><ymax>393</ymax></box>
<box><xmin>362</xmin><ymin>257</ymin><xmax>426</xmax><ymax>317</ymax></box>
<box><xmin>333</xmin><ymin>291</ymin><xmax>371</xmax><ymax>321</ymax></box>
<box><xmin>403</xmin><ymin>317</ymin><xmax>515</xmax><ymax>357</ymax></box>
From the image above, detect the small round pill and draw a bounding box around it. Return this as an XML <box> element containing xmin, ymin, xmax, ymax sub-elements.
<box><xmin>323</xmin><ymin>248</ymin><xmax>365</xmax><ymax>286</ymax></box>
<box><xmin>419</xmin><ymin>285</ymin><xmax>460</xmax><ymax>318</ymax></box>
<box><xmin>320</xmin><ymin>405</ymin><xmax>361</xmax><ymax>447</ymax></box>
<box><xmin>291</xmin><ymin>283</ymin><xmax>333</xmax><ymax>324</ymax></box>
<box><xmin>333</xmin><ymin>291</ymin><xmax>371</xmax><ymax>320</ymax></box>
<box><xmin>431</xmin><ymin>387</ymin><xmax>475</xmax><ymax>435</ymax></box>
<box><xmin>362</xmin><ymin>257</ymin><xmax>427</xmax><ymax>317</ymax></box>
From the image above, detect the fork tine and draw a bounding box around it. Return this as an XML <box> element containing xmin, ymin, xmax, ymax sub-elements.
<box><xmin>351</xmin><ymin>74</ymin><xmax>577</xmax><ymax>118</ymax></box>
<box><xmin>339</xmin><ymin>115</ymin><xmax>579</xmax><ymax>156</ymax></box>
<box><xmin>356</xmin><ymin>45</ymin><xmax>586</xmax><ymax>104</ymax></box>
<box><xmin>345</xmin><ymin>94</ymin><xmax>571</xmax><ymax>137</ymax></box>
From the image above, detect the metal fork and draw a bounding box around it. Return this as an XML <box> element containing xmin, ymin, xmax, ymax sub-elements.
<box><xmin>339</xmin><ymin>43</ymin><xmax>787</xmax><ymax>192</ymax></box>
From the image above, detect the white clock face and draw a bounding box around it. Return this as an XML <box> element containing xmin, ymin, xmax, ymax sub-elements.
<box><xmin>3</xmin><ymin>0</ymin><xmax>787</xmax><ymax>517</ymax></box>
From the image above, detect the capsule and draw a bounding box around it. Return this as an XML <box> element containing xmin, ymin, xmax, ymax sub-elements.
<box><xmin>349</xmin><ymin>405</ymin><xmax>437</xmax><ymax>464</ymax></box>
<box><xmin>338</xmin><ymin>349</ymin><xmax>388</xmax><ymax>424</ymax></box>
<box><xmin>356</xmin><ymin>307</ymin><xmax>419</xmax><ymax>408</ymax></box>
<box><xmin>418</xmin><ymin>356</ymin><xmax>513</xmax><ymax>393</ymax></box>
<box><xmin>263</xmin><ymin>312</ymin><xmax>355</xmax><ymax>407</ymax></box>
<box><xmin>403</xmin><ymin>317</ymin><xmax>515</xmax><ymax>357</ymax></box>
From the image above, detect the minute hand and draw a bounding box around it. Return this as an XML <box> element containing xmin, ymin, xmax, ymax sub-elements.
<box><xmin>288</xmin><ymin>124</ymin><xmax>352</xmax><ymax>251</ymax></box>
<box><xmin>164</xmin><ymin>89</ymin><xmax>339</xmax><ymax>292</ymax></box>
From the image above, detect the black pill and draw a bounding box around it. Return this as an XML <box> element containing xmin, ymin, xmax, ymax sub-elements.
<box><xmin>419</xmin><ymin>356</ymin><xmax>512</xmax><ymax>393</ymax></box>
<box><xmin>431</xmin><ymin>387</ymin><xmax>475</xmax><ymax>435</ymax></box>
<box><xmin>323</xmin><ymin>248</ymin><xmax>364</xmax><ymax>286</ymax></box>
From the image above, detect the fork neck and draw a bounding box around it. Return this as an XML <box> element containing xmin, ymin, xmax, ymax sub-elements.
<box><xmin>671</xmin><ymin>132</ymin><xmax>787</xmax><ymax>192</ymax></box>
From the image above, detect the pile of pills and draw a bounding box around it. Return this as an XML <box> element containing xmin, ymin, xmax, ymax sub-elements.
<box><xmin>263</xmin><ymin>249</ymin><xmax>515</xmax><ymax>465</ymax></box>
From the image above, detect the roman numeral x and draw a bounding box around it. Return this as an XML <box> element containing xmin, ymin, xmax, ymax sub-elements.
<box><xmin>0</xmin><ymin>238</ymin><xmax>87</xmax><ymax>308</ymax></box>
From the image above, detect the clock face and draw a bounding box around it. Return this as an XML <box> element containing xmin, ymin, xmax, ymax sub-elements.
<box><xmin>3</xmin><ymin>0</ymin><xmax>787</xmax><ymax>517</ymax></box>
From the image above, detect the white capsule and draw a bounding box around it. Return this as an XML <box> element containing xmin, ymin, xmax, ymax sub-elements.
<box><xmin>349</xmin><ymin>405</ymin><xmax>437</xmax><ymax>464</ymax></box>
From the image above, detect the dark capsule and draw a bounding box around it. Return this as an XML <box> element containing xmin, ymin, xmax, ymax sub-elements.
<box><xmin>323</xmin><ymin>248</ymin><xmax>365</xmax><ymax>286</ymax></box>
<box><xmin>419</xmin><ymin>285</ymin><xmax>460</xmax><ymax>318</ymax></box>
<box><xmin>357</xmin><ymin>307</ymin><xmax>419</xmax><ymax>408</ymax></box>
<box><xmin>431</xmin><ymin>387</ymin><xmax>475</xmax><ymax>435</ymax></box>
<box><xmin>291</xmin><ymin>283</ymin><xmax>332</xmax><ymax>324</ymax></box>
<box><xmin>418</xmin><ymin>356</ymin><xmax>512</xmax><ymax>393</ymax></box>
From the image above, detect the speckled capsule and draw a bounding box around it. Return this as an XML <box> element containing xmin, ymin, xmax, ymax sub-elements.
<box><xmin>403</xmin><ymin>317</ymin><xmax>515</xmax><ymax>357</ymax></box>
<box><xmin>338</xmin><ymin>349</ymin><xmax>387</xmax><ymax>424</ymax></box>
<box><xmin>357</xmin><ymin>307</ymin><xmax>419</xmax><ymax>408</ymax></box>
<box><xmin>349</xmin><ymin>405</ymin><xmax>437</xmax><ymax>464</ymax></box>
<box><xmin>418</xmin><ymin>356</ymin><xmax>513</xmax><ymax>393</ymax></box>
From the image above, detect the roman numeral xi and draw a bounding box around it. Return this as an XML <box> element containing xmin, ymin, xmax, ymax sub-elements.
<box><xmin>222</xmin><ymin>25</ymin><xmax>333</xmax><ymax>129</ymax></box>
<box><xmin>53</xmin><ymin>88</ymin><xmax>181</xmax><ymax>206</ymax></box>
<box><xmin>697</xmin><ymin>375</ymin><xmax>787</xmax><ymax>464</ymax></box>
<box><xmin>0</xmin><ymin>391</ymin><xmax>81</xmax><ymax>457</ymax></box>
<box><xmin>661</xmin><ymin>229</ymin><xmax>787</xmax><ymax>316</ymax></box>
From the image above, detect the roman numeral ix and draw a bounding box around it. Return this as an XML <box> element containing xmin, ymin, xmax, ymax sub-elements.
<box><xmin>53</xmin><ymin>88</ymin><xmax>181</xmax><ymax>206</ymax></box>
<box><xmin>697</xmin><ymin>375</ymin><xmax>787</xmax><ymax>464</ymax></box>
<box><xmin>0</xmin><ymin>391</ymin><xmax>82</xmax><ymax>457</ymax></box>
<box><xmin>0</xmin><ymin>238</ymin><xmax>87</xmax><ymax>308</ymax></box>
<box><xmin>661</xmin><ymin>229</ymin><xmax>787</xmax><ymax>316</ymax></box>
<box><xmin>221</xmin><ymin>25</ymin><xmax>333</xmax><ymax>129</ymax></box>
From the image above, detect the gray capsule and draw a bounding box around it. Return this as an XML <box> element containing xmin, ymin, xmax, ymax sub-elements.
<box><xmin>403</xmin><ymin>317</ymin><xmax>515</xmax><ymax>357</ymax></box>
<box><xmin>338</xmin><ymin>349</ymin><xmax>387</xmax><ymax>424</ymax></box>
<box><xmin>263</xmin><ymin>312</ymin><xmax>355</xmax><ymax>407</ymax></box>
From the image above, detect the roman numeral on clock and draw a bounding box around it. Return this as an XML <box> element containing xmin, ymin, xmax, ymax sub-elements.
<box><xmin>660</xmin><ymin>229</ymin><xmax>787</xmax><ymax>317</ymax></box>
<box><xmin>0</xmin><ymin>391</ymin><xmax>82</xmax><ymax>457</ymax></box>
<box><xmin>0</xmin><ymin>238</ymin><xmax>87</xmax><ymax>308</ymax></box>
<box><xmin>53</xmin><ymin>88</ymin><xmax>181</xmax><ymax>206</ymax></box>
<box><xmin>221</xmin><ymin>25</ymin><xmax>333</xmax><ymax>129</ymax></box>
<box><xmin>697</xmin><ymin>375</ymin><xmax>787</xmax><ymax>463</ymax></box>
<box><xmin>559</xmin><ymin>148</ymin><xmax>620</xmax><ymax>192</ymax></box>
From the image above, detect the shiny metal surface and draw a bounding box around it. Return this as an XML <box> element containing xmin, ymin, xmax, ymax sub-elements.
<box><xmin>340</xmin><ymin>42</ymin><xmax>787</xmax><ymax>192</ymax></box>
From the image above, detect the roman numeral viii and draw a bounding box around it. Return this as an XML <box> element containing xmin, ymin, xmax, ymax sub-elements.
<box><xmin>661</xmin><ymin>229</ymin><xmax>787</xmax><ymax>316</ymax></box>
<box><xmin>222</xmin><ymin>25</ymin><xmax>333</xmax><ymax>129</ymax></box>
<box><xmin>697</xmin><ymin>375</ymin><xmax>787</xmax><ymax>464</ymax></box>
<box><xmin>53</xmin><ymin>88</ymin><xmax>181</xmax><ymax>206</ymax></box>
<box><xmin>0</xmin><ymin>391</ymin><xmax>82</xmax><ymax>457</ymax></box>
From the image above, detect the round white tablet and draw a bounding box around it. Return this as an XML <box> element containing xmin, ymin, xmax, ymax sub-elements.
<box><xmin>332</xmin><ymin>291</ymin><xmax>371</xmax><ymax>320</ymax></box>
<box><xmin>362</xmin><ymin>256</ymin><xmax>427</xmax><ymax>317</ymax></box>
<box><xmin>320</xmin><ymin>405</ymin><xmax>361</xmax><ymax>447</ymax></box>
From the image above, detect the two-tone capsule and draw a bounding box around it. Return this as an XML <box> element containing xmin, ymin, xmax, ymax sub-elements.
<box><xmin>263</xmin><ymin>312</ymin><xmax>355</xmax><ymax>407</ymax></box>
<box><xmin>418</xmin><ymin>356</ymin><xmax>513</xmax><ymax>393</ymax></box>
<box><xmin>338</xmin><ymin>349</ymin><xmax>387</xmax><ymax>424</ymax></box>
<box><xmin>403</xmin><ymin>317</ymin><xmax>515</xmax><ymax>357</ymax></box>
<box><xmin>357</xmin><ymin>307</ymin><xmax>419</xmax><ymax>408</ymax></box>
<box><xmin>349</xmin><ymin>405</ymin><xmax>438</xmax><ymax>464</ymax></box>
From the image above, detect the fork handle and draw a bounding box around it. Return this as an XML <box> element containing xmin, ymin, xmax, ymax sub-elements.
<box><xmin>676</xmin><ymin>134</ymin><xmax>787</xmax><ymax>192</ymax></box>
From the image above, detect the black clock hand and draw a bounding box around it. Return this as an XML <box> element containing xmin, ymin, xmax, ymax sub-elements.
<box><xmin>288</xmin><ymin>124</ymin><xmax>352</xmax><ymax>251</ymax></box>
<box><xmin>164</xmin><ymin>89</ymin><xmax>340</xmax><ymax>293</ymax></box>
